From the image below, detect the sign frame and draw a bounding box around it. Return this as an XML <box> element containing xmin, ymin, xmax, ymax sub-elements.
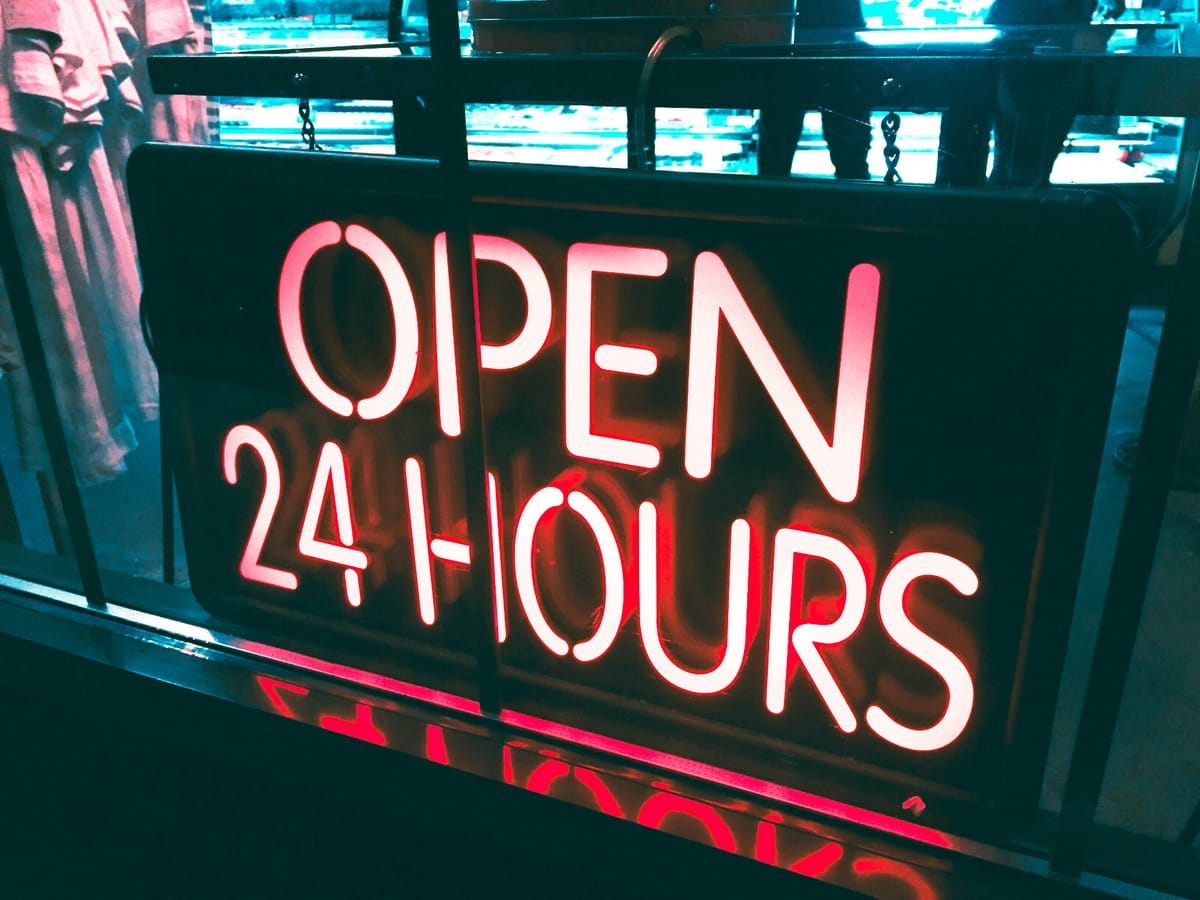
<box><xmin>131</xmin><ymin>142</ymin><xmax>1135</xmax><ymax>834</ymax></box>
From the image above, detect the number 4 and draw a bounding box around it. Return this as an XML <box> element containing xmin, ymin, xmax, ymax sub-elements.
<box><xmin>299</xmin><ymin>442</ymin><xmax>370</xmax><ymax>608</ymax></box>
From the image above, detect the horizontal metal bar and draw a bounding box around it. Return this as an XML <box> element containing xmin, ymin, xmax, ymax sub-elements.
<box><xmin>150</xmin><ymin>49</ymin><xmax>1200</xmax><ymax>115</ymax></box>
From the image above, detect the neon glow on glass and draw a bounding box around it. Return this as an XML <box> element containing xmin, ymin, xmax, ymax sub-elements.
<box><xmin>298</xmin><ymin>442</ymin><xmax>369</xmax><ymax>607</ymax></box>
<box><xmin>684</xmin><ymin>257</ymin><xmax>880</xmax><ymax>503</ymax></box>
<box><xmin>765</xmin><ymin>528</ymin><xmax>868</xmax><ymax>730</ymax></box>
<box><xmin>865</xmin><ymin>552</ymin><xmax>979</xmax><ymax>752</ymax></box>
<box><xmin>430</xmin><ymin>538</ymin><xmax>471</xmax><ymax>565</ymax></box>
<box><xmin>638</xmin><ymin>502</ymin><xmax>750</xmax><ymax>695</ymax></box>
<box><xmin>564</xmin><ymin>242</ymin><xmax>667</xmax><ymax>470</ymax></box>
<box><xmin>223</xmin><ymin>425</ymin><xmax>299</xmax><ymax>591</ymax></box>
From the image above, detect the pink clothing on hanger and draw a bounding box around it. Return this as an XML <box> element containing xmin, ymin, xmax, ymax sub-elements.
<box><xmin>0</xmin><ymin>0</ymin><xmax>162</xmax><ymax>482</ymax></box>
<box><xmin>0</xmin><ymin>133</ymin><xmax>135</xmax><ymax>482</ymax></box>
<box><xmin>0</xmin><ymin>2</ymin><xmax>66</xmax><ymax>144</ymax></box>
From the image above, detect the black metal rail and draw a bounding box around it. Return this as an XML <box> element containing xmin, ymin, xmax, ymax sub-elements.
<box><xmin>149</xmin><ymin>46</ymin><xmax>1200</xmax><ymax>116</ymax></box>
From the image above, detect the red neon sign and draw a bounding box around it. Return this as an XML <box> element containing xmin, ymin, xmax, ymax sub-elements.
<box><xmin>136</xmin><ymin>146</ymin><xmax>1137</xmax><ymax>844</ymax></box>
<box><xmin>216</xmin><ymin>225</ymin><xmax>981</xmax><ymax>756</ymax></box>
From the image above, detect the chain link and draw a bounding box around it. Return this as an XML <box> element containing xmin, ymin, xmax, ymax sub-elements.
<box><xmin>298</xmin><ymin>95</ymin><xmax>321</xmax><ymax>151</ymax></box>
<box><xmin>294</xmin><ymin>73</ymin><xmax>322</xmax><ymax>151</ymax></box>
<box><xmin>881</xmin><ymin>111</ymin><xmax>901</xmax><ymax>185</ymax></box>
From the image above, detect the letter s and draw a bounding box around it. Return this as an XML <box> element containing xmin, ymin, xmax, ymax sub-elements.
<box><xmin>865</xmin><ymin>552</ymin><xmax>978</xmax><ymax>752</ymax></box>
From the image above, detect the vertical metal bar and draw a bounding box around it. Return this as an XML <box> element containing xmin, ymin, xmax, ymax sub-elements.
<box><xmin>0</xmin><ymin>159</ymin><xmax>105</xmax><ymax>607</ymax></box>
<box><xmin>1180</xmin><ymin>799</ymin><xmax>1200</xmax><ymax>847</ymax></box>
<box><xmin>1051</xmin><ymin>160</ymin><xmax>1200</xmax><ymax>875</ymax></box>
<box><xmin>427</xmin><ymin>0</ymin><xmax>501</xmax><ymax>717</ymax></box>
<box><xmin>388</xmin><ymin>0</ymin><xmax>436</xmax><ymax>159</ymax></box>
<box><xmin>626</xmin><ymin>107</ymin><xmax>639</xmax><ymax>170</ymax></box>
<box><xmin>626</xmin><ymin>105</ymin><xmax>656</xmax><ymax>171</ymax></box>
<box><xmin>161</xmin><ymin>424</ymin><xmax>175</xmax><ymax>585</ymax></box>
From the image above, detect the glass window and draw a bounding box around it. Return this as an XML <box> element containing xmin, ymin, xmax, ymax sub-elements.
<box><xmin>2</xmin><ymin>2</ymin><xmax>1198</xmax><ymax>896</ymax></box>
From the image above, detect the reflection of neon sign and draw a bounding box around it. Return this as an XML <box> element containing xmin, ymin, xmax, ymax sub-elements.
<box><xmin>219</xmin><ymin>226</ymin><xmax>980</xmax><ymax>754</ymax></box>
<box><xmin>251</xmin><ymin>673</ymin><xmax>943</xmax><ymax>897</ymax></box>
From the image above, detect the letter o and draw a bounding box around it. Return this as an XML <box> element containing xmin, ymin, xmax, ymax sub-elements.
<box><xmin>279</xmin><ymin>221</ymin><xmax>420</xmax><ymax>420</ymax></box>
<box><xmin>513</xmin><ymin>486</ymin><xmax>625</xmax><ymax>662</ymax></box>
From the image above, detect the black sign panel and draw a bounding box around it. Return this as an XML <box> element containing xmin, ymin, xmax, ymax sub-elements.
<box><xmin>131</xmin><ymin>144</ymin><xmax>1134</xmax><ymax>830</ymax></box>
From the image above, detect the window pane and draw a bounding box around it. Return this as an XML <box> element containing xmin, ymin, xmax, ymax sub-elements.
<box><xmin>2</xmin><ymin>4</ymin><xmax>1199</xmax><ymax>895</ymax></box>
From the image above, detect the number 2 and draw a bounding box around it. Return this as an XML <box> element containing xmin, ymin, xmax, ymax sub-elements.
<box><xmin>223</xmin><ymin>425</ymin><xmax>299</xmax><ymax>591</ymax></box>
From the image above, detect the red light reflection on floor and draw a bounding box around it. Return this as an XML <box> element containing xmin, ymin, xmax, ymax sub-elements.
<box><xmin>852</xmin><ymin>857</ymin><xmax>939</xmax><ymax>900</ymax></box>
<box><xmin>256</xmin><ymin>674</ymin><xmax>308</xmax><ymax>717</ymax></box>
<box><xmin>505</xmin><ymin>739</ymin><xmax>939</xmax><ymax>896</ymax></box>
<box><xmin>521</xmin><ymin>757</ymin><xmax>625</xmax><ymax>818</ymax></box>
<box><xmin>319</xmin><ymin>702</ymin><xmax>386</xmax><ymax>746</ymax></box>
<box><xmin>501</xmin><ymin>709</ymin><xmax>954</xmax><ymax>850</ymax></box>
<box><xmin>755</xmin><ymin>820</ymin><xmax>843</xmax><ymax>875</ymax></box>
<box><xmin>252</xmin><ymin>672</ymin><xmax>941</xmax><ymax>897</ymax></box>
<box><xmin>241</xmin><ymin>645</ymin><xmax>480</xmax><ymax>716</ymax></box>
<box><xmin>637</xmin><ymin>792</ymin><xmax>738</xmax><ymax>852</ymax></box>
<box><xmin>425</xmin><ymin>724</ymin><xmax>449</xmax><ymax>765</ymax></box>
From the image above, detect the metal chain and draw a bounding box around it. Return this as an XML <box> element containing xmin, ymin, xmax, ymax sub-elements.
<box><xmin>882</xmin><ymin>111</ymin><xmax>902</xmax><ymax>184</ymax></box>
<box><xmin>298</xmin><ymin>96</ymin><xmax>323</xmax><ymax>151</ymax></box>
<box><xmin>294</xmin><ymin>73</ymin><xmax>322</xmax><ymax>151</ymax></box>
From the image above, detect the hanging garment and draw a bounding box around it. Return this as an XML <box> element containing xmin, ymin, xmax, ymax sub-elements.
<box><xmin>0</xmin><ymin>131</ymin><xmax>136</xmax><ymax>483</ymax></box>
<box><xmin>0</xmin><ymin>0</ymin><xmax>152</xmax><ymax>482</ymax></box>
<box><xmin>46</xmin><ymin>124</ymin><xmax>158</xmax><ymax>422</ymax></box>
<box><xmin>127</xmin><ymin>0</ymin><xmax>211</xmax><ymax>145</ymax></box>
<box><xmin>0</xmin><ymin>1</ymin><xmax>66</xmax><ymax>145</ymax></box>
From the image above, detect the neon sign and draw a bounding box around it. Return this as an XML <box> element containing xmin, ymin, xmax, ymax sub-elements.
<box><xmin>133</xmin><ymin>145</ymin><xmax>1135</xmax><ymax>830</ymax></box>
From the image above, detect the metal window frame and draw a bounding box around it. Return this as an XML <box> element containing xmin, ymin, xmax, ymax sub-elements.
<box><xmin>1</xmin><ymin>8</ymin><xmax>1198</xmax><ymax>895</ymax></box>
